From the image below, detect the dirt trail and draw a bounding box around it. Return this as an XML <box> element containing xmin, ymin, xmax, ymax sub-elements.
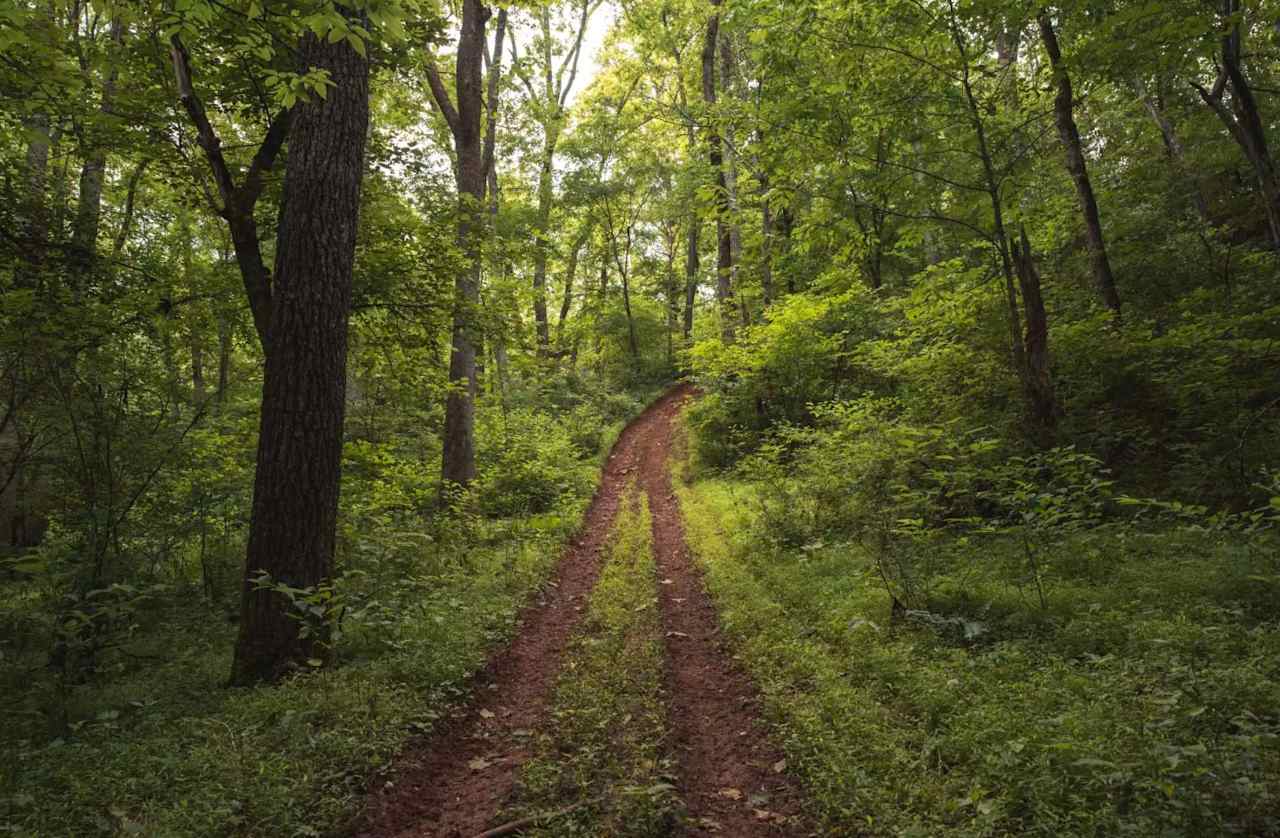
<box><xmin>634</xmin><ymin>389</ymin><xmax>812</xmax><ymax>836</ymax></box>
<box><xmin>354</xmin><ymin>388</ymin><xmax>693</xmax><ymax>838</ymax></box>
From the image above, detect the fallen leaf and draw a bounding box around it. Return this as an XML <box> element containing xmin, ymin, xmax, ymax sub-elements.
<box><xmin>478</xmin><ymin>709</ymin><xmax>495</xmax><ymax>719</ymax></box>
<box><xmin>660</xmin><ymin>579</ymin><xmax>675</xmax><ymax>585</ymax></box>
<box><xmin>717</xmin><ymin>788</ymin><xmax>742</xmax><ymax>801</ymax></box>
<box><xmin>666</xmin><ymin>631</ymin><xmax>689</xmax><ymax>639</ymax></box>
<box><xmin>467</xmin><ymin>757</ymin><xmax>491</xmax><ymax>771</ymax></box>
<box><xmin>753</xmin><ymin>808</ymin><xmax>772</xmax><ymax>820</ymax></box>
<box><xmin>772</xmin><ymin>759</ymin><xmax>787</xmax><ymax>774</ymax></box>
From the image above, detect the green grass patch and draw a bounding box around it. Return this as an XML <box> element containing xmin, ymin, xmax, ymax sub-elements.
<box><xmin>674</xmin><ymin>457</ymin><xmax>1280</xmax><ymax>835</ymax></box>
<box><xmin>0</xmin><ymin>510</ymin><xmax>584</xmax><ymax>837</ymax></box>
<box><xmin>502</xmin><ymin>486</ymin><xmax>681</xmax><ymax>837</ymax></box>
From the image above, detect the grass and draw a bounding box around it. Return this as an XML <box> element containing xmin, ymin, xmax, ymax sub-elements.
<box><xmin>0</xmin><ymin>497</ymin><xmax>591</xmax><ymax>837</ymax></box>
<box><xmin>672</xmin><ymin>422</ymin><xmax>1280</xmax><ymax>837</ymax></box>
<box><xmin>500</xmin><ymin>485</ymin><xmax>681</xmax><ymax>837</ymax></box>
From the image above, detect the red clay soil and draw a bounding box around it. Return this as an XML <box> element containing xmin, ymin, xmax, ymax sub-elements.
<box><xmin>353</xmin><ymin>387</ymin><xmax>697</xmax><ymax>838</ymax></box>
<box><xmin>635</xmin><ymin>389</ymin><xmax>814</xmax><ymax>836</ymax></box>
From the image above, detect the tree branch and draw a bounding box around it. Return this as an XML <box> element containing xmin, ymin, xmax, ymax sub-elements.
<box><xmin>169</xmin><ymin>34</ymin><xmax>236</xmax><ymax>213</ymax></box>
<box><xmin>426</xmin><ymin>60</ymin><xmax>461</xmax><ymax>137</ymax></box>
<box><xmin>557</xmin><ymin>0</ymin><xmax>598</xmax><ymax>108</ymax></box>
<box><xmin>242</xmin><ymin>108</ymin><xmax>293</xmax><ymax>206</ymax></box>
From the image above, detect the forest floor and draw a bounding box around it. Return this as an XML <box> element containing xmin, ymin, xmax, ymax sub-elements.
<box><xmin>354</xmin><ymin>385</ymin><xmax>812</xmax><ymax>838</ymax></box>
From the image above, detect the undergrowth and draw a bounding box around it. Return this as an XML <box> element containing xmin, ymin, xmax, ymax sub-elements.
<box><xmin>673</xmin><ymin>417</ymin><xmax>1280</xmax><ymax>837</ymax></box>
<box><xmin>0</xmin><ymin>382</ymin><xmax>654</xmax><ymax>837</ymax></box>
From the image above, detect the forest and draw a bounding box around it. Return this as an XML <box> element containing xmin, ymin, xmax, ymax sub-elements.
<box><xmin>2</xmin><ymin>0</ymin><xmax>1280</xmax><ymax>834</ymax></box>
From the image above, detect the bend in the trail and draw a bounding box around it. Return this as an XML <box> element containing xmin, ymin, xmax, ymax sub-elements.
<box><xmin>353</xmin><ymin>387</ymin><xmax>695</xmax><ymax>838</ymax></box>
<box><xmin>635</xmin><ymin>390</ymin><xmax>814</xmax><ymax>837</ymax></box>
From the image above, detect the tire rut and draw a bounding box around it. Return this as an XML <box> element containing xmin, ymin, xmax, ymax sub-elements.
<box><xmin>353</xmin><ymin>387</ymin><xmax>696</xmax><ymax>838</ymax></box>
<box><xmin>634</xmin><ymin>388</ymin><xmax>814</xmax><ymax>836</ymax></box>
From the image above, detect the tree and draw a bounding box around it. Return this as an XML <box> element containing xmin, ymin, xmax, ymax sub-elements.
<box><xmin>229</xmin><ymin>18</ymin><xmax>370</xmax><ymax>685</ymax></box>
<box><xmin>1193</xmin><ymin>0</ymin><xmax>1280</xmax><ymax>249</ymax></box>
<box><xmin>1038</xmin><ymin>10</ymin><xmax>1122</xmax><ymax>317</ymax></box>
<box><xmin>428</xmin><ymin>0</ymin><xmax>494</xmax><ymax>490</ymax></box>
<box><xmin>169</xmin><ymin>2</ymin><xmax>372</xmax><ymax>683</ymax></box>
<box><xmin>511</xmin><ymin>0</ymin><xmax>599</xmax><ymax>354</ymax></box>
<box><xmin>701</xmin><ymin>0</ymin><xmax>735</xmax><ymax>341</ymax></box>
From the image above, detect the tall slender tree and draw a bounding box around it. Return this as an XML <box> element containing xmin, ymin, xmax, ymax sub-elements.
<box><xmin>1038</xmin><ymin>11</ymin><xmax>1122</xmax><ymax>317</ymax></box>
<box><xmin>427</xmin><ymin>0</ymin><xmax>492</xmax><ymax>489</ymax></box>
<box><xmin>701</xmin><ymin>0</ymin><xmax>735</xmax><ymax>341</ymax></box>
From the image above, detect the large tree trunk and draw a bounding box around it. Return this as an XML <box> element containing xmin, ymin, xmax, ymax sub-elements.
<box><xmin>230</xmin><ymin>25</ymin><xmax>369</xmax><ymax>686</ymax></box>
<box><xmin>1039</xmin><ymin>13</ymin><xmax>1122</xmax><ymax>317</ymax></box>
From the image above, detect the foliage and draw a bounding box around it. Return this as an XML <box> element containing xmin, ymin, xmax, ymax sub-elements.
<box><xmin>677</xmin><ymin>456</ymin><xmax>1280</xmax><ymax>837</ymax></box>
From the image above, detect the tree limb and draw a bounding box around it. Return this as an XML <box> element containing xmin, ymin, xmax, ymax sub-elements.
<box><xmin>169</xmin><ymin>34</ymin><xmax>236</xmax><ymax>213</ymax></box>
<box><xmin>426</xmin><ymin>60</ymin><xmax>461</xmax><ymax>137</ymax></box>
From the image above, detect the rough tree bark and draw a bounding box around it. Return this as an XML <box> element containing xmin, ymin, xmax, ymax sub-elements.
<box><xmin>1038</xmin><ymin>12</ymin><xmax>1122</xmax><ymax>317</ymax></box>
<box><xmin>229</xmin><ymin>24</ymin><xmax>370</xmax><ymax>685</ymax></box>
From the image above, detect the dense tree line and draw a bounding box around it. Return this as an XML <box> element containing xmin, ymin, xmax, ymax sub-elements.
<box><xmin>2</xmin><ymin>0</ymin><xmax>1280</xmax><ymax>826</ymax></box>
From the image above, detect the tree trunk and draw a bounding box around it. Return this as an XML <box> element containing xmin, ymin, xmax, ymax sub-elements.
<box><xmin>71</xmin><ymin>19</ymin><xmax>123</xmax><ymax>273</ymax></box>
<box><xmin>702</xmin><ymin>0</ymin><xmax>735</xmax><ymax>341</ymax></box>
<box><xmin>677</xmin><ymin>76</ymin><xmax>700</xmax><ymax>343</ymax></box>
<box><xmin>433</xmin><ymin>0</ymin><xmax>491</xmax><ymax>489</ymax></box>
<box><xmin>16</xmin><ymin>113</ymin><xmax>51</xmax><ymax>287</ymax></box>
<box><xmin>1136</xmin><ymin>80</ymin><xmax>1212</xmax><ymax>224</ymax></box>
<box><xmin>215</xmin><ymin>312</ymin><xmax>232</xmax><ymax>406</ymax></box>
<box><xmin>111</xmin><ymin>159</ymin><xmax>148</xmax><ymax>260</ymax></box>
<box><xmin>557</xmin><ymin>221</ymin><xmax>591</xmax><ymax>349</ymax></box>
<box><xmin>760</xmin><ymin>168</ymin><xmax>774</xmax><ymax>306</ymax></box>
<box><xmin>1195</xmin><ymin>0</ymin><xmax>1280</xmax><ymax>248</ymax></box>
<box><xmin>683</xmin><ymin>213</ymin><xmax>700</xmax><ymax>343</ymax></box>
<box><xmin>777</xmin><ymin>205</ymin><xmax>797</xmax><ymax>292</ymax></box>
<box><xmin>951</xmin><ymin>19</ymin><xmax>1027</xmax><ymax>390</ymax></box>
<box><xmin>1038</xmin><ymin>13</ymin><xmax>1122</xmax><ymax>317</ymax></box>
<box><xmin>532</xmin><ymin>148</ymin><xmax>555</xmax><ymax>352</ymax></box>
<box><xmin>720</xmin><ymin>30</ymin><xmax>746</xmax><ymax>327</ymax></box>
<box><xmin>230</xmin><ymin>25</ymin><xmax>369</xmax><ymax>686</ymax></box>
<box><xmin>1013</xmin><ymin>226</ymin><xmax>1058</xmax><ymax>434</ymax></box>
